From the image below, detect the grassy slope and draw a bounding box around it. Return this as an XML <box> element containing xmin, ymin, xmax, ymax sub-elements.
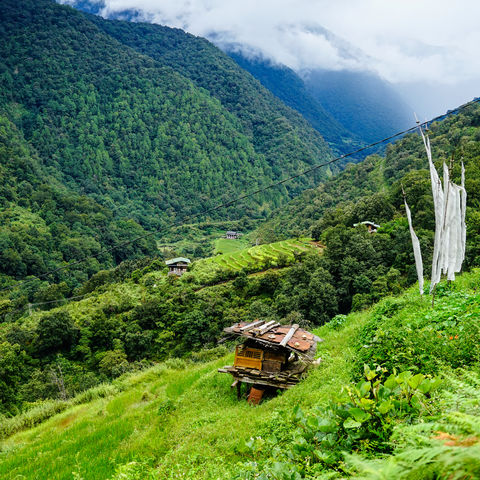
<box><xmin>2</xmin><ymin>271</ymin><xmax>479</xmax><ymax>479</ymax></box>
<box><xmin>205</xmin><ymin>238</ymin><xmax>316</xmax><ymax>272</ymax></box>
<box><xmin>214</xmin><ymin>238</ymin><xmax>250</xmax><ymax>255</ymax></box>
<box><xmin>0</xmin><ymin>310</ymin><xmax>367</xmax><ymax>479</ymax></box>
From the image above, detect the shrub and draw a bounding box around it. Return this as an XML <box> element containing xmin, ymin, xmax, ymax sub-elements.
<box><xmin>354</xmin><ymin>290</ymin><xmax>480</xmax><ymax>376</ymax></box>
<box><xmin>241</xmin><ymin>366</ymin><xmax>440</xmax><ymax>479</ymax></box>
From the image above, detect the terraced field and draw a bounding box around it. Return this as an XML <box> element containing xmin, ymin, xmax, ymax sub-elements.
<box><xmin>205</xmin><ymin>238</ymin><xmax>317</xmax><ymax>272</ymax></box>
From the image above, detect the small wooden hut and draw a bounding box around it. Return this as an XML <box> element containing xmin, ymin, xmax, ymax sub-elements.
<box><xmin>165</xmin><ymin>257</ymin><xmax>191</xmax><ymax>276</ymax></box>
<box><xmin>225</xmin><ymin>231</ymin><xmax>241</xmax><ymax>239</ymax></box>
<box><xmin>218</xmin><ymin>320</ymin><xmax>321</xmax><ymax>403</ymax></box>
<box><xmin>353</xmin><ymin>220</ymin><xmax>380</xmax><ymax>233</ymax></box>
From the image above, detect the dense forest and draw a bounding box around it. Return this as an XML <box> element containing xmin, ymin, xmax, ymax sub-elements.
<box><xmin>1</xmin><ymin>3</ymin><xmax>480</xmax><ymax>478</ymax></box>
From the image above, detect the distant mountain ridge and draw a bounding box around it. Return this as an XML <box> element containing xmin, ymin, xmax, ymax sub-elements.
<box><xmin>225</xmin><ymin>51</ymin><xmax>413</xmax><ymax>152</ymax></box>
<box><xmin>227</xmin><ymin>51</ymin><xmax>364</xmax><ymax>156</ymax></box>
<box><xmin>301</xmin><ymin>68</ymin><xmax>413</xmax><ymax>143</ymax></box>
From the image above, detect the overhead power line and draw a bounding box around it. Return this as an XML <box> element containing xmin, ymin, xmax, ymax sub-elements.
<box><xmin>2</xmin><ymin>96</ymin><xmax>480</xmax><ymax>295</ymax></box>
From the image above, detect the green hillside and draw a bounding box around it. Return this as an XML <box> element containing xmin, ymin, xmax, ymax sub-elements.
<box><xmin>2</xmin><ymin>270</ymin><xmax>480</xmax><ymax>479</ymax></box>
<box><xmin>0</xmin><ymin>0</ymin><xmax>340</xmax><ymax>306</ymax></box>
<box><xmin>255</xmin><ymin>101</ymin><xmax>480</xmax><ymax>244</ymax></box>
<box><xmin>0</xmin><ymin>112</ymin><xmax>157</xmax><ymax>288</ymax></box>
<box><xmin>207</xmin><ymin>238</ymin><xmax>317</xmax><ymax>272</ymax></box>
<box><xmin>86</xmin><ymin>14</ymin><xmax>337</xmax><ymax>177</ymax></box>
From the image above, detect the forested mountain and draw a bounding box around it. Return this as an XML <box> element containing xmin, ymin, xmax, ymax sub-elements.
<box><xmin>2</xmin><ymin>99</ymin><xmax>479</xmax><ymax>419</ymax></box>
<box><xmin>227</xmin><ymin>52</ymin><xmax>364</xmax><ymax>156</ymax></box>
<box><xmin>64</xmin><ymin>0</ymin><xmax>413</xmax><ymax>157</ymax></box>
<box><xmin>0</xmin><ymin>113</ymin><xmax>156</xmax><ymax>289</ymax></box>
<box><xmin>256</xmin><ymin>101</ymin><xmax>480</xmax><ymax>245</ymax></box>
<box><xmin>0</xmin><ymin>0</ymin><xmax>336</xmax><ymax>291</ymax></box>
<box><xmin>83</xmin><ymin>14</ymin><xmax>336</xmax><ymax>177</ymax></box>
<box><xmin>302</xmin><ymin>68</ymin><xmax>413</xmax><ymax>143</ymax></box>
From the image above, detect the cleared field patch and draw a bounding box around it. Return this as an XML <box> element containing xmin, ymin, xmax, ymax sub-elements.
<box><xmin>214</xmin><ymin>238</ymin><xmax>248</xmax><ymax>255</ymax></box>
<box><xmin>198</xmin><ymin>238</ymin><xmax>318</xmax><ymax>274</ymax></box>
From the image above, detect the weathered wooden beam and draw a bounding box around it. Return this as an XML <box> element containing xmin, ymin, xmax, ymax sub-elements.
<box><xmin>252</xmin><ymin>320</ymin><xmax>276</xmax><ymax>335</ymax></box>
<box><xmin>255</xmin><ymin>321</ymin><xmax>280</xmax><ymax>336</ymax></box>
<box><xmin>280</xmin><ymin>324</ymin><xmax>299</xmax><ymax>347</ymax></box>
<box><xmin>240</xmin><ymin>319</ymin><xmax>265</xmax><ymax>331</ymax></box>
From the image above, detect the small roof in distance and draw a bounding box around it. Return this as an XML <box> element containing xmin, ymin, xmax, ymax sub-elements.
<box><xmin>226</xmin><ymin>230</ymin><xmax>239</xmax><ymax>234</ymax></box>
<box><xmin>165</xmin><ymin>257</ymin><xmax>191</xmax><ymax>265</ymax></box>
<box><xmin>353</xmin><ymin>221</ymin><xmax>380</xmax><ymax>228</ymax></box>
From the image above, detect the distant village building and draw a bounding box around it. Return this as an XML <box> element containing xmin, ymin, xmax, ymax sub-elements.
<box><xmin>218</xmin><ymin>320</ymin><xmax>320</xmax><ymax>404</ymax></box>
<box><xmin>353</xmin><ymin>221</ymin><xmax>380</xmax><ymax>233</ymax></box>
<box><xmin>225</xmin><ymin>231</ymin><xmax>241</xmax><ymax>239</ymax></box>
<box><xmin>165</xmin><ymin>257</ymin><xmax>191</xmax><ymax>276</ymax></box>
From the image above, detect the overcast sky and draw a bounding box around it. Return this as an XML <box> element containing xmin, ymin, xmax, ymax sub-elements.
<box><xmin>66</xmin><ymin>0</ymin><xmax>480</xmax><ymax>116</ymax></box>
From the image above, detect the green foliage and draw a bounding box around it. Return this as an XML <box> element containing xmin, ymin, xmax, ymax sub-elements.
<box><xmin>0</xmin><ymin>0</ymin><xmax>334</xmax><ymax>266</ymax></box>
<box><xmin>241</xmin><ymin>366</ymin><xmax>439</xmax><ymax>478</ymax></box>
<box><xmin>35</xmin><ymin>311</ymin><xmax>78</xmax><ymax>356</ymax></box>
<box><xmin>345</xmin><ymin>370</ymin><xmax>480</xmax><ymax>479</ymax></box>
<box><xmin>2</xmin><ymin>272</ymin><xmax>480</xmax><ymax>480</ymax></box>
<box><xmin>256</xmin><ymin>102</ymin><xmax>480</xmax><ymax>264</ymax></box>
<box><xmin>0</xmin><ymin>342</ymin><xmax>29</xmax><ymax>416</ymax></box>
<box><xmin>354</xmin><ymin>284</ymin><xmax>480</xmax><ymax>375</ymax></box>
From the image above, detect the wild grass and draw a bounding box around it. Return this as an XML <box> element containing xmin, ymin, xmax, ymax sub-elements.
<box><xmin>214</xmin><ymin>238</ymin><xmax>249</xmax><ymax>255</ymax></box>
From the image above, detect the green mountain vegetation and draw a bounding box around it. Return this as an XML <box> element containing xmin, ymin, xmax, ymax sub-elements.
<box><xmin>1</xmin><ymin>2</ymin><xmax>480</xmax><ymax>478</ymax></box>
<box><xmin>302</xmin><ymin>69</ymin><xmax>413</xmax><ymax>144</ymax></box>
<box><xmin>226</xmin><ymin>52</ymin><xmax>364</xmax><ymax>156</ymax></box>
<box><xmin>2</xmin><ymin>100</ymin><xmax>479</xmax><ymax>423</ymax></box>
<box><xmin>256</xmin><ymin>101</ymin><xmax>480</xmax><ymax>260</ymax></box>
<box><xmin>205</xmin><ymin>238</ymin><xmax>317</xmax><ymax>272</ymax></box>
<box><xmin>1</xmin><ymin>271</ymin><xmax>480</xmax><ymax>479</ymax></box>
<box><xmin>0</xmin><ymin>112</ymin><xmax>157</xmax><ymax>290</ymax></box>
<box><xmin>0</xmin><ymin>0</ymin><xmax>336</xmax><ymax>300</ymax></box>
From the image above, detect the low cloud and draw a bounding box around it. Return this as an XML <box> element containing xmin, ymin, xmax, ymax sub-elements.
<box><xmin>82</xmin><ymin>0</ymin><xmax>480</xmax><ymax>86</ymax></box>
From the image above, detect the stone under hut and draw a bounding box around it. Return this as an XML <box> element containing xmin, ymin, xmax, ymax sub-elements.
<box><xmin>218</xmin><ymin>320</ymin><xmax>321</xmax><ymax>404</ymax></box>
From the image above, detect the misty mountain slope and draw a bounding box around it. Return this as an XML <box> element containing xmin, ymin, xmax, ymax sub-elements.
<box><xmin>1</xmin><ymin>0</ymin><xmax>335</xmax><ymax>237</ymax></box>
<box><xmin>302</xmin><ymin>69</ymin><xmax>413</xmax><ymax>143</ymax></box>
<box><xmin>63</xmin><ymin>0</ymin><xmax>411</xmax><ymax>157</ymax></box>
<box><xmin>227</xmin><ymin>51</ymin><xmax>364</xmax><ymax>156</ymax></box>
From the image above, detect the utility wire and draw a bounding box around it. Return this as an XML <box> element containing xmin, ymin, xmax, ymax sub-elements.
<box><xmin>2</xmin><ymin>96</ymin><xmax>480</xmax><ymax>295</ymax></box>
<box><xmin>6</xmin><ymin>293</ymin><xmax>91</xmax><ymax>317</ymax></box>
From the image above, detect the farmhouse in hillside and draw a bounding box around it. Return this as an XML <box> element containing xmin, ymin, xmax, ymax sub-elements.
<box><xmin>353</xmin><ymin>220</ymin><xmax>380</xmax><ymax>233</ymax></box>
<box><xmin>225</xmin><ymin>230</ymin><xmax>241</xmax><ymax>239</ymax></box>
<box><xmin>218</xmin><ymin>320</ymin><xmax>320</xmax><ymax>404</ymax></box>
<box><xmin>165</xmin><ymin>257</ymin><xmax>191</xmax><ymax>276</ymax></box>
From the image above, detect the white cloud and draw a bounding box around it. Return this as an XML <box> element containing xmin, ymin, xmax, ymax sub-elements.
<box><xmin>92</xmin><ymin>0</ymin><xmax>480</xmax><ymax>86</ymax></box>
